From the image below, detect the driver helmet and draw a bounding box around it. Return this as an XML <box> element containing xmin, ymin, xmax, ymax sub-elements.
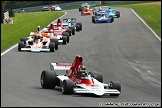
<box><xmin>78</xmin><ymin>65</ymin><xmax>86</xmax><ymax>73</ymax></box>
<box><xmin>34</xmin><ymin>34</ymin><xmax>41</xmax><ymax>43</ymax></box>
<box><xmin>57</xmin><ymin>22</ymin><xmax>61</xmax><ymax>26</ymax></box>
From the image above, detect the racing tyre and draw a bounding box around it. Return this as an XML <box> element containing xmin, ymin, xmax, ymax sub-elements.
<box><xmin>62</xmin><ymin>31</ymin><xmax>69</xmax><ymax>36</ymax></box>
<box><xmin>62</xmin><ymin>36</ymin><xmax>67</xmax><ymax>45</ymax></box>
<box><xmin>75</xmin><ymin>25</ymin><xmax>80</xmax><ymax>31</ymax></box>
<box><xmin>109</xmin><ymin>81</ymin><xmax>121</xmax><ymax>96</ymax></box>
<box><xmin>40</xmin><ymin>70</ymin><xmax>57</xmax><ymax>89</ymax></box>
<box><xmin>18</xmin><ymin>42</ymin><xmax>24</xmax><ymax>51</ymax></box>
<box><xmin>116</xmin><ymin>11</ymin><xmax>120</xmax><ymax>18</ymax></box>
<box><xmin>79</xmin><ymin>8</ymin><xmax>82</xmax><ymax>12</ymax></box>
<box><xmin>49</xmin><ymin>42</ymin><xmax>55</xmax><ymax>52</ymax></box>
<box><xmin>69</xmin><ymin>27</ymin><xmax>75</xmax><ymax>35</ymax></box>
<box><xmin>62</xmin><ymin>32</ymin><xmax>69</xmax><ymax>43</ymax></box>
<box><xmin>50</xmin><ymin>39</ymin><xmax>58</xmax><ymax>50</ymax></box>
<box><xmin>61</xmin><ymin>80</ymin><xmax>74</xmax><ymax>94</ymax></box>
<box><xmin>109</xmin><ymin>16</ymin><xmax>114</xmax><ymax>22</ymax></box>
<box><xmin>66</xmin><ymin>29</ymin><xmax>72</xmax><ymax>36</ymax></box>
<box><xmin>76</xmin><ymin>22</ymin><xmax>82</xmax><ymax>30</ymax></box>
<box><xmin>20</xmin><ymin>37</ymin><xmax>29</xmax><ymax>44</ymax></box>
<box><xmin>92</xmin><ymin>16</ymin><xmax>96</xmax><ymax>23</ymax></box>
<box><xmin>89</xmin><ymin>72</ymin><xmax>103</xmax><ymax>83</ymax></box>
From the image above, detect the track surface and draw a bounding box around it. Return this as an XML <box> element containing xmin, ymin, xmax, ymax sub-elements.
<box><xmin>1</xmin><ymin>8</ymin><xmax>161</xmax><ymax>107</ymax></box>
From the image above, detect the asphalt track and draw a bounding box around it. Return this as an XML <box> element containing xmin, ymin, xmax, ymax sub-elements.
<box><xmin>1</xmin><ymin>8</ymin><xmax>161</xmax><ymax>107</ymax></box>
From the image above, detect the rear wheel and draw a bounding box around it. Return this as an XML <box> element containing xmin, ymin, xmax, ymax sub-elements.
<box><xmin>69</xmin><ymin>27</ymin><xmax>75</xmax><ymax>35</ymax></box>
<box><xmin>40</xmin><ymin>70</ymin><xmax>57</xmax><ymax>89</ymax></box>
<box><xmin>20</xmin><ymin>37</ymin><xmax>29</xmax><ymax>44</ymax></box>
<box><xmin>75</xmin><ymin>25</ymin><xmax>80</xmax><ymax>31</ymax></box>
<box><xmin>89</xmin><ymin>71</ymin><xmax>103</xmax><ymax>83</ymax></box>
<box><xmin>66</xmin><ymin>29</ymin><xmax>72</xmax><ymax>36</ymax></box>
<box><xmin>76</xmin><ymin>22</ymin><xmax>82</xmax><ymax>30</ymax></box>
<box><xmin>62</xmin><ymin>32</ymin><xmax>69</xmax><ymax>43</ymax></box>
<box><xmin>116</xmin><ymin>11</ymin><xmax>120</xmax><ymax>18</ymax></box>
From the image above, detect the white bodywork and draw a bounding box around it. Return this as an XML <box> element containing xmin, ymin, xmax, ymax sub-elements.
<box><xmin>21</xmin><ymin>37</ymin><xmax>50</xmax><ymax>52</ymax></box>
<box><xmin>73</xmin><ymin>77</ymin><xmax>120</xmax><ymax>96</ymax></box>
<box><xmin>52</xmin><ymin>5</ymin><xmax>63</xmax><ymax>11</ymax></box>
<box><xmin>50</xmin><ymin>62</ymin><xmax>121</xmax><ymax>96</ymax></box>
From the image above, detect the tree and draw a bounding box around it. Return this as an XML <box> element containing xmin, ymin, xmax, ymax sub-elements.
<box><xmin>1</xmin><ymin>1</ymin><xmax>9</xmax><ymax>23</ymax></box>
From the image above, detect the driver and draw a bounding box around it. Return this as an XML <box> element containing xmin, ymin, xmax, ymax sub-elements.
<box><xmin>76</xmin><ymin>65</ymin><xmax>87</xmax><ymax>77</ymax></box>
<box><xmin>34</xmin><ymin>34</ymin><xmax>42</xmax><ymax>43</ymax></box>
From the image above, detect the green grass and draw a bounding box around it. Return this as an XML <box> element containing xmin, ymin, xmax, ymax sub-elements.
<box><xmin>1</xmin><ymin>11</ymin><xmax>65</xmax><ymax>52</ymax></box>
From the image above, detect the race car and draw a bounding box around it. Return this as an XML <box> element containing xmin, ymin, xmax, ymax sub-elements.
<box><xmin>44</xmin><ymin>19</ymin><xmax>73</xmax><ymax>36</ymax></box>
<box><xmin>30</xmin><ymin>26</ymin><xmax>69</xmax><ymax>50</ymax></box>
<box><xmin>79</xmin><ymin>2</ymin><xmax>92</xmax><ymax>12</ymax></box>
<box><xmin>18</xmin><ymin>34</ymin><xmax>55</xmax><ymax>52</ymax></box>
<box><xmin>40</xmin><ymin>55</ymin><xmax>121</xmax><ymax>96</ymax></box>
<box><xmin>62</xmin><ymin>18</ymin><xmax>82</xmax><ymax>32</ymax></box>
<box><xmin>81</xmin><ymin>8</ymin><xmax>94</xmax><ymax>16</ymax></box>
<box><xmin>92</xmin><ymin>13</ymin><xmax>114</xmax><ymax>23</ymax></box>
<box><xmin>98</xmin><ymin>6</ymin><xmax>120</xmax><ymax>18</ymax></box>
<box><xmin>51</xmin><ymin>5</ymin><xmax>63</xmax><ymax>11</ymax></box>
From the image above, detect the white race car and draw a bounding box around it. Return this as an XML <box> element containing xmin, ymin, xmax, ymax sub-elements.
<box><xmin>40</xmin><ymin>55</ymin><xmax>121</xmax><ymax>96</ymax></box>
<box><xmin>51</xmin><ymin>5</ymin><xmax>63</xmax><ymax>11</ymax></box>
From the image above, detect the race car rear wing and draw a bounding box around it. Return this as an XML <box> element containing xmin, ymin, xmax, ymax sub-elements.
<box><xmin>50</xmin><ymin>63</ymin><xmax>72</xmax><ymax>70</ymax></box>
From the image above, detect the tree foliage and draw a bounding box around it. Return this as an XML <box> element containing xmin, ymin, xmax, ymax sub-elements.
<box><xmin>5</xmin><ymin>1</ymin><xmax>75</xmax><ymax>9</ymax></box>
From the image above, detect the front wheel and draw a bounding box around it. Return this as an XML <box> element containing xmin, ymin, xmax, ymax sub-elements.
<box><xmin>109</xmin><ymin>81</ymin><xmax>121</xmax><ymax>96</ymax></box>
<box><xmin>49</xmin><ymin>42</ymin><xmax>55</xmax><ymax>52</ymax></box>
<box><xmin>61</xmin><ymin>80</ymin><xmax>74</xmax><ymax>94</ymax></box>
<box><xmin>18</xmin><ymin>42</ymin><xmax>24</xmax><ymax>51</ymax></box>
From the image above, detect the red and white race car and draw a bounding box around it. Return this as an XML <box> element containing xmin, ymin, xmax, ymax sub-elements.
<box><xmin>40</xmin><ymin>55</ymin><xmax>121</xmax><ymax>96</ymax></box>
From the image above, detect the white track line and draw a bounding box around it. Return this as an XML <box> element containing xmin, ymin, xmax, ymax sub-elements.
<box><xmin>130</xmin><ymin>8</ymin><xmax>161</xmax><ymax>41</ymax></box>
<box><xmin>1</xmin><ymin>11</ymin><xmax>67</xmax><ymax>56</ymax></box>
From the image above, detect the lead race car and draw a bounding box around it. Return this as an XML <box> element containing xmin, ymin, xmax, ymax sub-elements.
<box><xmin>40</xmin><ymin>55</ymin><xmax>121</xmax><ymax>96</ymax></box>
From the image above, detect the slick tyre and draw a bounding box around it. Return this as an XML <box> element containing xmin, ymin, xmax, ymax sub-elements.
<box><xmin>66</xmin><ymin>29</ymin><xmax>72</xmax><ymax>36</ymax></box>
<box><xmin>50</xmin><ymin>39</ymin><xmax>58</xmax><ymax>50</ymax></box>
<box><xmin>40</xmin><ymin>70</ymin><xmax>57</xmax><ymax>89</ymax></box>
<box><xmin>62</xmin><ymin>36</ymin><xmax>67</xmax><ymax>45</ymax></box>
<box><xmin>61</xmin><ymin>80</ymin><xmax>74</xmax><ymax>94</ymax></box>
<box><xmin>20</xmin><ymin>37</ymin><xmax>29</xmax><ymax>44</ymax></box>
<box><xmin>89</xmin><ymin>71</ymin><xmax>103</xmax><ymax>83</ymax></box>
<box><xmin>62</xmin><ymin>32</ymin><xmax>69</xmax><ymax>43</ymax></box>
<box><xmin>75</xmin><ymin>25</ymin><xmax>80</xmax><ymax>31</ymax></box>
<box><xmin>109</xmin><ymin>81</ymin><xmax>121</xmax><ymax>96</ymax></box>
<box><xmin>18</xmin><ymin>42</ymin><xmax>24</xmax><ymax>51</ymax></box>
<box><xmin>69</xmin><ymin>27</ymin><xmax>75</xmax><ymax>35</ymax></box>
<box><xmin>76</xmin><ymin>22</ymin><xmax>82</xmax><ymax>30</ymax></box>
<box><xmin>49</xmin><ymin>42</ymin><xmax>55</xmax><ymax>52</ymax></box>
<box><xmin>116</xmin><ymin>11</ymin><xmax>120</xmax><ymax>18</ymax></box>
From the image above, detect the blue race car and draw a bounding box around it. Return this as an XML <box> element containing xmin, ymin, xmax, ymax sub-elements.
<box><xmin>92</xmin><ymin>13</ymin><xmax>114</xmax><ymax>23</ymax></box>
<box><xmin>95</xmin><ymin>6</ymin><xmax>120</xmax><ymax>18</ymax></box>
<box><xmin>101</xmin><ymin>6</ymin><xmax>120</xmax><ymax>18</ymax></box>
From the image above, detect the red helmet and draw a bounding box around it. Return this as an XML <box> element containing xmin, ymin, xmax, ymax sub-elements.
<box><xmin>57</xmin><ymin>19</ymin><xmax>62</xmax><ymax>26</ymax></box>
